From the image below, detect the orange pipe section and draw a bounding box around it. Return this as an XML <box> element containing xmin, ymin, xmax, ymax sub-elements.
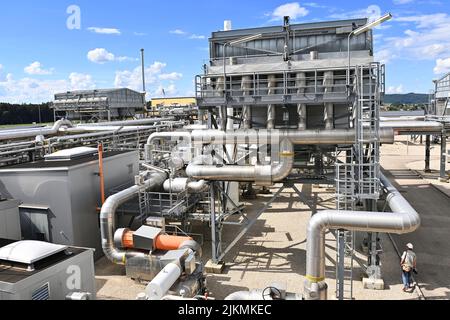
<box><xmin>154</xmin><ymin>234</ymin><xmax>193</xmax><ymax>251</ymax></box>
<box><xmin>98</xmin><ymin>143</ymin><xmax>106</xmax><ymax>205</ymax></box>
<box><xmin>121</xmin><ymin>231</ymin><xmax>192</xmax><ymax>251</ymax></box>
<box><xmin>122</xmin><ymin>230</ymin><xmax>135</xmax><ymax>249</ymax></box>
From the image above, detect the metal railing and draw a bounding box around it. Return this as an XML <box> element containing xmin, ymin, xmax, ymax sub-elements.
<box><xmin>195</xmin><ymin>70</ymin><xmax>354</xmax><ymax>101</ymax></box>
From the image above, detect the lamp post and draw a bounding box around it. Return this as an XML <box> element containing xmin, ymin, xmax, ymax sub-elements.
<box><xmin>347</xmin><ymin>13</ymin><xmax>393</xmax><ymax>90</ymax></box>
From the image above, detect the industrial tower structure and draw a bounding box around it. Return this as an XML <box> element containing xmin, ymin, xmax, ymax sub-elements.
<box><xmin>195</xmin><ymin>17</ymin><xmax>386</xmax><ymax>299</ymax></box>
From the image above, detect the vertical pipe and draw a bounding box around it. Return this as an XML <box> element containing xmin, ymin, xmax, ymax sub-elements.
<box><xmin>296</xmin><ymin>72</ymin><xmax>307</xmax><ymax>130</ymax></box>
<box><xmin>324</xmin><ymin>71</ymin><xmax>334</xmax><ymax>130</ymax></box>
<box><xmin>324</xmin><ymin>104</ymin><xmax>334</xmax><ymax>130</ymax></box>
<box><xmin>98</xmin><ymin>143</ymin><xmax>106</xmax><ymax>205</ymax></box>
<box><xmin>440</xmin><ymin>130</ymin><xmax>448</xmax><ymax>182</ymax></box>
<box><xmin>336</xmin><ymin>231</ymin><xmax>345</xmax><ymax>300</ymax></box>
<box><xmin>210</xmin><ymin>183</ymin><xmax>218</xmax><ymax>263</ymax></box>
<box><xmin>267</xmin><ymin>75</ymin><xmax>277</xmax><ymax>129</ymax></box>
<box><xmin>425</xmin><ymin>135</ymin><xmax>431</xmax><ymax>173</ymax></box>
<box><xmin>216</xmin><ymin>76</ymin><xmax>226</xmax><ymax>130</ymax></box>
<box><xmin>242</xmin><ymin>76</ymin><xmax>252</xmax><ymax>129</ymax></box>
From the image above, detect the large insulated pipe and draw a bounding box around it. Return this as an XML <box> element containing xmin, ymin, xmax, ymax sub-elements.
<box><xmin>380</xmin><ymin>120</ymin><xmax>444</xmax><ymax>134</ymax></box>
<box><xmin>304</xmin><ymin>172</ymin><xmax>421</xmax><ymax>300</ymax></box>
<box><xmin>296</xmin><ymin>72</ymin><xmax>307</xmax><ymax>131</ymax></box>
<box><xmin>146</xmin><ymin>262</ymin><xmax>182</xmax><ymax>300</ymax></box>
<box><xmin>100</xmin><ymin>171</ymin><xmax>168</xmax><ymax>265</ymax></box>
<box><xmin>267</xmin><ymin>75</ymin><xmax>277</xmax><ymax>130</ymax></box>
<box><xmin>163</xmin><ymin>178</ymin><xmax>208</xmax><ymax>193</ymax></box>
<box><xmin>82</xmin><ymin>118</ymin><xmax>175</xmax><ymax>127</ymax></box>
<box><xmin>225</xmin><ymin>290</ymin><xmax>266</xmax><ymax>300</ymax></box>
<box><xmin>0</xmin><ymin>119</ymin><xmax>73</xmax><ymax>141</ymax></box>
<box><xmin>188</xmin><ymin>128</ymin><xmax>395</xmax><ymax>145</ymax></box>
<box><xmin>186</xmin><ymin>139</ymin><xmax>294</xmax><ymax>184</ymax></box>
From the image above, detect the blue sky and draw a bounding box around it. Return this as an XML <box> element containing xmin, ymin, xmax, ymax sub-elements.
<box><xmin>0</xmin><ymin>0</ymin><xmax>449</xmax><ymax>103</ymax></box>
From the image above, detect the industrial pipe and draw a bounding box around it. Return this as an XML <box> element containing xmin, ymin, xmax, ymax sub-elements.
<box><xmin>225</xmin><ymin>290</ymin><xmax>266</xmax><ymax>300</ymax></box>
<box><xmin>304</xmin><ymin>172</ymin><xmax>421</xmax><ymax>300</ymax></box>
<box><xmin>81</xmin><ymin>118</ymin><xmax>175</xmax><ymax>127</ymax></box>
<box><xmin>380</xmin><ymin>120</ymin><xmax>444</xmax><ymax>134</ymax></box>
<box><xmin>146</xmin><ymin>263</ymin><xmax>182</xmax><ymax>300</ymax></box>
<box><xmin>0</xmin><ymin>119</ymin><xmax>73</xmax><ymax>141</ymax></box>
<box><xmin>147</xmin><ymin>132</ymin><xmax>192</xmax><ymax>146</ymax></box>
<box><xmin>163</xmin><ymin>178</ymin><xmax>208</xmax><ymax>193</ymax></box>
<box><xmin>117</xmin><ymin>229</ymin><xmax>194</xmax><ymax>251</ymax></box>
<box><xmin>186</xmin><ymin>139</ymin><xmax>294</xmax><ymax>184</ymax></box>
<box><xmin>147</xmin><ymin>128</ymin><xmax>395</xmax><ymax>148</ymax></box>
<box><xmin>100</xmin><ymin>171</ymin><xmax>168</xmax><ymax>265</ymax></box>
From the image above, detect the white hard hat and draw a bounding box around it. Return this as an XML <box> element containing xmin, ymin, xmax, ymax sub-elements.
<box><xmin>406</xmin><ymin>243</ymin><xmax>414</xmax><ymax>250</ymax></box>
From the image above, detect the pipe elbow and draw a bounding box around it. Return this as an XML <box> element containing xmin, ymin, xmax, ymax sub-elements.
<box><xmin>307</xmin><ymin>211</ymin><xmax>330</xmax><ymax>235</ymax></box>
<box><xmin>185</xmin><ymin>164</ymin><xmax>200</xmax><ymax>179</ymax></box>
<box><xmin>187</xmin><ymin>180</ymin><xmax>208</xmax><ymax>192</ymax></box>
<box><xmin>179</xmin><ymin>239</ymin><xmax>202</xmax><ymax>258</ymax></box>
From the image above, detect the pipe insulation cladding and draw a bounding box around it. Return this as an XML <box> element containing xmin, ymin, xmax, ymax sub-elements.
<box><xmin>0</xmin><ymin>119</ymin><xmax>73</xmax><ymax>141</ymax></box>
<box><xmin>186</xmin><ymin>138</ymin><xmax>294</xmax><ymax>184</ymax></box>
<box><xmin>303</xmin><ymin>172</ymin><xmax>421</xmax><ymax>300</ymax></box>
<box><xmin>146</xmin><ymin>263</ymin><xmax>182</xmax><ymax>300</ymax></box>
<box><xmin>147</xmin><ymin>128</ymin><xmax>395</xmax><ymax>147</ymax></box>
<box><xmin>100</xmin><ymin>171</ymin><xmax>168</xmax><ymax>265</ymax></box>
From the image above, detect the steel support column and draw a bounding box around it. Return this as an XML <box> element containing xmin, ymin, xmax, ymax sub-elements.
<box><xmin>425</xmin><ymin>135</ymin><xmax>431</xmax><ymax>173</ymax></box>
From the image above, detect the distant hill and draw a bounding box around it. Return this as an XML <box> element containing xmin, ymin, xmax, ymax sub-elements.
<box><xmin>384</xmin><ymin>93</ymin><xmax>429</xmax><ymax>105</ymax></box>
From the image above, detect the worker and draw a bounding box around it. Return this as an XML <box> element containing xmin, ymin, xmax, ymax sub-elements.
<box><xmin>400</xmin><ymin>243</ymin><xmax>417</xmax><ymax>292</ymax></box>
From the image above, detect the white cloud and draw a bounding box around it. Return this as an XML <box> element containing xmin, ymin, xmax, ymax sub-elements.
<box><xmin>87</xmin><ymin>27</ymin><xmax>121</xmax><ymax>35</ymax></box>
<box><xmin>24</xmin><ymin>61</ymin><xmax>53</xmax><ymax>75</ymax></box>
<box><xmin>434</xmin><ymin>58</ymin><xmax>450</xmax><ymax>74</ymax></box>
<box><xmin>69</xmin><ymin>72</ymin><xmax>96</xmax><ymax>90</ymax></box>
<box><xmin>375</xmin><ymin>49</ymin><xmax>397</xmax><ymax>64</ymax></box>
<box><xmin>395</xmin><ymin>13</ymin><xmax>447</xmax><ymax>29</ymax></box>
<box><xmin>377</xmin><ymin>13</ymin><xmax>450</xmax><ymax>64</ymax></box>
<box><xmin>87</xmin><ymin>48</ymin><xmax>115</xmax><ymax>64</ymax></box>
<box><xmin>116</xmin><ymin>56</ymin><xmax>138</xmax><ymax>62</ymax></box>
<box><xmin>87</xmin><ymin>48</ymin><xmax>135</xmax><ymax>64</ymax></box>
<box><xmin>171</xmin><ymin>29</ymin><xmax>206</xmax><ymax>41</ymax></box>
<box><xmin>189</xmin><ymin>34</ymin><xmax>206</xmax><ymax>40</ymax></box>
<box><xmin>393</xmin><ymin>0</ymin><xmax>414</xmax><ymax>4</ymax></box>
<box><xmin>115</xmin><ymin>61</ymin><xmax>166</xmax><ymax>89</ymax></box>
<box><xmin>0</xmin><ymin>72</ymin><xmax>95</xmax><ymax>104</ymax></box>
<box><xmin>386</xmin><ymin>84</ymin><xmax>405</xmax><ymax>94</ymax></box>
<box><xmin>270</xmin><ymin>2</ymin><xmax>309</xmax><ymax>21</ymax></box>
<box><xmin>329</xmin><ymin>5</ymin><xmax>382</xmax><ymax>23</ymax></box>
<box><xmin>170</xmin><ymin>29</ymin><xmax>187</xmax><ymax>35</ymax></box>
<box><xmin>115</xmin><ymin>62</ymin><xmax>184</xmax><ymax>98</ymax></box>
<box><xmin>159</xmin><ymin>72</ymin><xmax>183</xmax><ymax>81</ymax></box>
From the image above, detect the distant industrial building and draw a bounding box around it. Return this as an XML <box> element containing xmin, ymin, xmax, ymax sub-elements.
<box><xmin>150</xmin><ymin>97</ymin><xmax>196</xmax><ymax>108</ymax></box>
<box><xmin>52</xmin><ymin>88</ymin><xmax>145</xmax><ymax>121</ymax></box>
<box><xmin>433</xmin><ymin>73</ymin><xmax>450</xmax><ymax>116</ymax></box>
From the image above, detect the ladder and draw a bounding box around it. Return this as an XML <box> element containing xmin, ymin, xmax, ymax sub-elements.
<box><xmin>334</xmin><ymin>63</ymin><xmax>383</xmax><ymax>300</ymax></box>
<box><xmin>335</xmin><ymin>147</ymin><xmax>356</xmax><ymax>300</ymax></box>
<box><xmin>354</xmin><ymin>63</ymin><xmax>381</xmax><ymax>200</ymax></box>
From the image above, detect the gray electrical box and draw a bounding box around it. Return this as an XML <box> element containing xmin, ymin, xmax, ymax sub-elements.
<box><xmin>132</xmin><ymin>226</ymin><xmax>161</xmax><ymax>251</ymax></box>
<box><xmin>0</xmin><ymin>240</ymin><xmax>96</xmax><ymax>300</ymax></box>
